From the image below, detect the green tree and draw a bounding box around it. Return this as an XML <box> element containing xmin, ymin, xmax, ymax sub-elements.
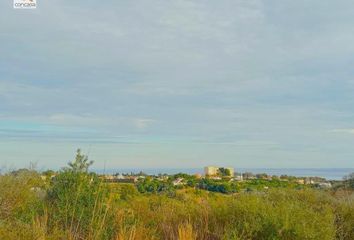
<box><xmin>67</xmin><ymin>149</ymin><xmax>93</xmax><ymax>173</ymax></box>
<box><xmin>218</xmin><ymin>168</ymin><xmax>231</xmax><ymax>177</ymax></box>
<box><xmin>42</xmin><ymin>169</ymin><xmax>55</xmax><ymax>178</ymax></box>
<box><xmin>47</xmin><ymin>150</ymin><xmax>112</xmax><ymax>239</ymax></box>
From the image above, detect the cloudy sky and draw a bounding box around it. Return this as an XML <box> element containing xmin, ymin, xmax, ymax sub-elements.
<box><xmin>1</xmin><ymin>0</ymin><xmax>354</xmax><ymax>170</ymax></box>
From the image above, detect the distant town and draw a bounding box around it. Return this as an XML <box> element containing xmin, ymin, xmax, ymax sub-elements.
<box><xmin>95</xmin><ymin>166</ymin><xmax>331</xmax><ymax>185</ymax></box>
<box><xmin>34</xmin><ymin>165</ymin><xmax>341</xmax><ymax>194</ymax></box>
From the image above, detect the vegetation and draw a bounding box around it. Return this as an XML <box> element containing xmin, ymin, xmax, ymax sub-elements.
<box><xmin>217</xmin><ymin>168</ymin><xmax>231</xmax><ymax>177</ymax></box>
<box><xmin>343</xmin><ymin>173</ymin><xmax>354</xmax><ymax>189</ymax></box>
<box><xmin>0</xmin><ymin>150</ymin><xmax>353</xmax><ymax>240</ymax></box>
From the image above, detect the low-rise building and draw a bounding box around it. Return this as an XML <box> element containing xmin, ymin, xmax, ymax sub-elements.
<box><xmin>296</xmin><ymin>179</ymin><xmax>305</xmax><ymax>185</ymax></box>
<box><xmin>173</xmin><ymin>178</ymin><xmax>185</xmax><ymax>186</ymax></box>
<box><xmin>318</xmin><ymin>182</ymin><xmax>332</xmax><ymax>188</ymax></box>
<box><xmin>233</xmin><ymin>174</ymin><xmax>243</xmax><ymax>181</ymax></box>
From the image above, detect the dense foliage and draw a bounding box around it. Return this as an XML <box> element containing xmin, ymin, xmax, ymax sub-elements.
<box><xmin>0</xmin><ymin>153</ymin><xmax>353</xmax><ymax>239</ymax></box>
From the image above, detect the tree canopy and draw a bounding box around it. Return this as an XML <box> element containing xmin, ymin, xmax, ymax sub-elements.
<box><xmin>66</xmin><ymin>149</ymin><xmax>93</xmax><ymax>173</ymax></box>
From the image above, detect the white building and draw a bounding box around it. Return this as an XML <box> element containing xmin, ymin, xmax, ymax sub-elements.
<box><xmin>173</xmin><ymin>178</ymin><xmax>185</xmax><ymax>186</ymax></box>
<box><xmin>204</xmin><ymin>166</ymin><xmax>219</xmax><ymax>176</ymax></box>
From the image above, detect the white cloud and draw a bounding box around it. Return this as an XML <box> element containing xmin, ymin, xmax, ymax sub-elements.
<box><xmin>133</xmin><ymin>118</ymin><xmax>156</xmax><ymax>130</ymax></box>
<box><xmin>330</xmin><ymin>129</ymin><xmax>354</xmax><ymax>134</ymax></box>
<box><xmin>1</xmin><ymin>1</ymin><xmax>354</xmax><ymax>167</ymax></box>
<box><xmin>48</xmin><ymin>114</ymin><xmax>109</xmax><ymax>126</ymax></box>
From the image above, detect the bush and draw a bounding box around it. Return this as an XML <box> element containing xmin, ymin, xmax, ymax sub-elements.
<box><xmin>0</xmin><ymin>169</ymin><xmax>44</xmax><ymax>222</ymax></box>
<box><xmin>0</xmin><ymin>158</ymin><xmax>353</xmax><ymax>240</ymax></box>
<box><xmin>46</xmin><ymin>171</ymin><xmax>114</xmax><ymax>239</ymax></box>
<box><xmin>334</xmin><ymin>198</ymin><xmax>354</xmax><ymax>240</ymax></box>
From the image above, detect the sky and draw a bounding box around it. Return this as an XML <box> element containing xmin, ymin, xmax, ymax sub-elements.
<box><xmin>1</xmin><ymin>0</ymin><xmax>354</xmax><ymax>170</ymax></box>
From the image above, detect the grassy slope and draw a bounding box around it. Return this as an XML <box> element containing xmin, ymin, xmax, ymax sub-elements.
<box><xmin>0</xmin><ymin>171</ymin><xmax>353</xmax><ymax>240</ymax></box>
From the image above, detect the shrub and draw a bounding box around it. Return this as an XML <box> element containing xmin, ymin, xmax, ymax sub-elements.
<box><xmin>0</xmin><ymin>169</ymin><xmax>44</xmax><ymax>222</ymax></box>
<box><xmin>46</xmin><ymin>171</ymin><xmax>114</xmax><ymax>240</ymax></box>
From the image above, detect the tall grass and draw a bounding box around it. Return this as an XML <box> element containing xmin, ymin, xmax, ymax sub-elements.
<box><xmin>0</xmin><ymin>169</ymin><xmax>353</xmax><ymax>240</ymax></box>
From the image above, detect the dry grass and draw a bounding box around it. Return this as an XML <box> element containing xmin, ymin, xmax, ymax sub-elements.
<box><xmin>178</xmin><ymin>223</ymin><xmax>197</xmax><ymax>240</ymax></box>
<box><xmin>1</xmin><ymin>170</ymin><xmax>353</xmax><ymax>240</ymax></box>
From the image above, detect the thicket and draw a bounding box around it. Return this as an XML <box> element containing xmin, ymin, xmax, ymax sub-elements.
<box><xmin>0</xmin><ymin>152</ymin><xmax>353</xmax><ymax>240</ymax></box>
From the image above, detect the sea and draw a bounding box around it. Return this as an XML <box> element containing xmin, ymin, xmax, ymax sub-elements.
<box><xmin>94</xmin><ymin>168</ymin><xmax>354</xmax><ymax>180</ymax></box>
